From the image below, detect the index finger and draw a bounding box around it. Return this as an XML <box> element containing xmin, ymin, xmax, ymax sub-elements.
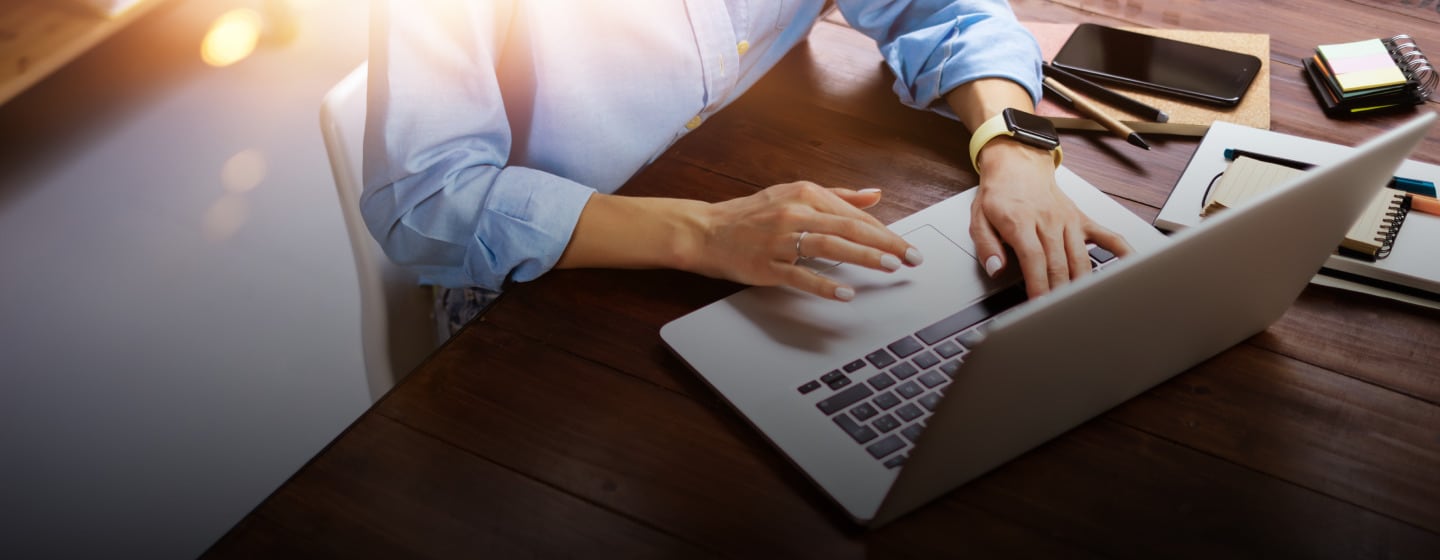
<box><xmin>803</xmin><ymin>186</ymin><xmax>921</xmax><ymax>265</ymax></box>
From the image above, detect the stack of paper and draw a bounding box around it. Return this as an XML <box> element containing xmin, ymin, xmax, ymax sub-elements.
<box><xmin>1304</xmin><ymin>38</ymin><xmax>1426</xmax><ymax>117</ymax></box>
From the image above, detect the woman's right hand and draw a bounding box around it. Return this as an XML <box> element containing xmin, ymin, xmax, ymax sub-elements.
<box><xmin>678</xmin><ymin>181</ymin><xmax>923</xmax><ymax>301</ymax></box>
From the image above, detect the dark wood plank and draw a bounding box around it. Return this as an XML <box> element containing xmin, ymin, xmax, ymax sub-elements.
<box><xmin>1349</xmin><ymin>0</ymin><xmax>1440</xmax><ymax>25</ymax></box>
<box><xmin>1257</xmin><ymin>286</ymin><xmax>1440</xmax><ymax>404</ymax></box>
<box><xmin>204</xmin><ymin>414</ymin><xmax>705</xmax><ymax>559</ymax></box>
<box><xmin>381</xmin><ymin>324</ymin><xmax>865</xmax><ymax>557</ymax></box>
<box><xmin>377</xmin><ymin>324</ymin><xmax>1105</xmax><ymax>557</ymax></box>
<box><xmin>952</xmin><ymin>419</ymin><xmax>1440</xmax><ymax>559</ymax></box>
<box><xmin>1111</xmin><ymin>343</ymin><xmax>1440</xmax><ymax>533</ymax></box>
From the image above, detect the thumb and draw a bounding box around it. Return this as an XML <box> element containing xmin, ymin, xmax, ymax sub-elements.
<box><xmin>970</xmin><ymin>205</ymin><xmax>1007</xmax><ymax>278</ymax></box>
<box><xmin>830</xmin><ymin>187</ymin><xmax>883</xmax><ymax>209</ymax></box>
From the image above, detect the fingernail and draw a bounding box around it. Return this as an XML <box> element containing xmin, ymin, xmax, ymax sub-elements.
<box><xmin>905</xmin><ymin>247</ymin><xmax>924</xmax><ymax>266</ymax></box>
<box><xmin>880</xmin><ymin>254</ymin><xmax>902</xmax><ymax>271</ymax></box>
<box><xmin>858</xmin><ymin>188</ymin><xmax>882</xmax><ymax>193</ymax></box>
<box><xmin>835</xmin><ymin>286</ymin><xmax>856</xmax><ymax>301</ymax></box>
<box><xmin>984</xmin><ymin>255</ymin><xmax>1002</xmax><ymax>277</ymax></box>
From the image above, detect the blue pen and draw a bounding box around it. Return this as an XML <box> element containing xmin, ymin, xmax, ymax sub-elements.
<box><xmin>1223</xmin><ymin>148</ymin><xmax>1437</xmax><ymax>197</ymax></box>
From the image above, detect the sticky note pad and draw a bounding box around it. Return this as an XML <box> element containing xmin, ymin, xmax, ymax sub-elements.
<box><xmin>1317</xmin><ymin>39</ymin><xmax>1408</xmax><ymax>92</ymax></box>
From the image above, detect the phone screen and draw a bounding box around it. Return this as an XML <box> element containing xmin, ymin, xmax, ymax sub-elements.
<box><xmin>1051</xmin><ymin>23</ymin><xmax>1262</xmax><ymax>107</ymax></box>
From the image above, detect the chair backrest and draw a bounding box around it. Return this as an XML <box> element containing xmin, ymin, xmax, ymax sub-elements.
<box><xmin>320</xmin><ymin>63</ymin><xmax>437</xmax><ymax>402</ymax></box>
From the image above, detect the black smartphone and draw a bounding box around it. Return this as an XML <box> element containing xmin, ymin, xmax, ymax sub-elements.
<box><xmin>1051</xmin><ymin>23</ymin><xmax>1262</xmax><ymax>107</ymax></box>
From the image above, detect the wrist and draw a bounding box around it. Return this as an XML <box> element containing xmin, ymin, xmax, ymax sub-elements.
<box><xmin>975</xmin><ymin>137</ymin><xmax>1059</xmax><ymax>176</ymax></box>
<box><xmin>663</xmin><ymin>198</ymin><xmax>711</xmax><ymax>272</ymax></box>
<box><xmin>968</xmin><ymin>108</ymin><xmax>1062</xmax><ymax>171</ymax></box>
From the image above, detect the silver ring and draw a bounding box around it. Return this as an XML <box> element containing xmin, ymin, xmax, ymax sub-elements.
<box><xmin>795</xmin><ymin>231</ymin><xmax>810</xmax><ymax>260</ymax></box>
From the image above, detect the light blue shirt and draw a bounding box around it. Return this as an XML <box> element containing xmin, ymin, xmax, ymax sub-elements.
<box><xmin>364</xmin><ymin>0</ymin><xmax>1042</xmax><ymax>290</ymax></box>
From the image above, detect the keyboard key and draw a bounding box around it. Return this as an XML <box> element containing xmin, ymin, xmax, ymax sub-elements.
<box><xmin>797</xmin><ymin>380</ymin><xmax>821</xmax><ymax>394</ymax></box>
<box><xmin>918</xmin><ymin>392</ymin><xmax>943</xmax><ymax>411</ymax></box>
<box><xmin>912</xmin><ymin>351</ymin><xmax>940</xmax><ymax>370</ymax></box>
<box><xmin>887</xmin><ymin>336</ymin><xmax>924</xmax><ymax>358</ymax></box>
<box><xmin>821</xmin><ymin>369</ymin><xmax>850</xmax><ymax>390</ymax></box>
<box><xmin>901</xmin><ymin>423</ymin><xmax>925</xmax><ymax>443</ymax></box>
<box><xmin>895</xmin><ymin>403</ymin><xmax>924</xmax><ymax>422</ymax></box>
<box><xmin>866</xmin><ymin>372</ymin><xmax>896</xmax><ymax>390</ymax></box>
<box><xmin>883</xmin><ymin>454</ymin><xmax>907</xmax><ymax>468</ymax></box>
<box><xmin>849</xmin><ymin>402</ymin><xmax>878</xmax><ymax>421</ymax></box>
<box><xmin>918</xmin><ymin>370</ymin><xmax>947</xmax><ymax>389</ymax></box>
<box><xmin>914</xmin><ymin>283</ymin><xmax>1027</xmax><ymax>345</ymax></box>
<box><xmin>1089</xmin><ymin>245</ymin><xmax>1116</xmax><ymax>264</ymax></box>
<box><xmin>842</xmin><ymin>359</ymin><xmax>867</xmax><ymax>373</ymax></box>
<box><xmin>956</xmin><ymin>329</ymin><xmax>986</xmax><ymax>349</ymax></box>
<box><xmin>865</xmin><ymin>349</ymin><xmax>897</xmax><ymax>369</ymax></box>
<box><xmin>872</xmin><ymin>391</ymin><xmax>901</xmax><ymax>410</ymax></box>
<box><xmin>889</xmin><ymin>362</ymin><xmax>919</xmax><ymax>380</ymax></box>
<box><xmin>866</xmin><ymin>435</ymin><xmax>906</xmax><ymax>459</ymax></box>
<box><xmin>896</xmin><ymin>381</ymin><xmax>924</xmax><ymax>400</ymax></box>
<box><xmin>833</xmin><ymin>414</ymin><xmax>878</xmax><ymax>444</ymax></box>
<box><xmin>872</xmin><ymin>413</ymin><xmax>901</xmax><ymax>433</ymax></box>
<box><xmin>934</xmin><ymin>340</ymin><xmax>963</xmax><ymax>358</ymax></box>
<box><xmin>817</xmin><ymin>384</ymin><xmax>874</xmax><ymax>415</ymax></box>
<box><xmin>939</xmin><ymin>360</ymin><xmax>961</xmax><ymax>378</ymax></box>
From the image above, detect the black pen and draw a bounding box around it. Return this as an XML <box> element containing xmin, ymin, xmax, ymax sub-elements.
<box><xmin>1043</xmin><ymin>62</ymin><xmax>1169</xmax><ymax>123</ymax></box>
<box><xmin>1224</xmin><ymin>148</ymin><xmax>1438</xmax><ymax>196</ymax></box>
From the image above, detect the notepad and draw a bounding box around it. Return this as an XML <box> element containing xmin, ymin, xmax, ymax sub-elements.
<box><xmin>1317</xmin><ymin>39</ymin><xmax>1410</xmax><ymax>92</ymax></box>
<box><xmin>1202</xmin><ymin>157</ymin><xmax>1411</xmax><ymax>259</ymax></box>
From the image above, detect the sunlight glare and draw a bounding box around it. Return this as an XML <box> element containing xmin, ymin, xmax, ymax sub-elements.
<box><xmin>201</xmin><ymin>9</ymin><xmax>264</xmax><ymax>67</ymax></box>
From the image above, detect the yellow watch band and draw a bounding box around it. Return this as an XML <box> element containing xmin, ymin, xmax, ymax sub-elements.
<box><xmin>968</xmin><ymin>112</ymin><xmax>1063</xmax><ymax>170</ymax></box>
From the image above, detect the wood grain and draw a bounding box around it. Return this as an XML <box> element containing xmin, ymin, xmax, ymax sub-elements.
<box><xmin>0</xmin><ymin>0</ymin><xmax>168</xmax><ymax>105</ymax></box>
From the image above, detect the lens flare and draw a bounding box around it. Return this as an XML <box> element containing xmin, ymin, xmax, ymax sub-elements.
<box><xmin>201</xmin><ymin>9</ymin><xmax>263</xmax><ymax>67</ymax></box>
<box><xmin>221</xmin><ymin>149</ymin><xmax>268</xmax><ymax>193</ymax></box>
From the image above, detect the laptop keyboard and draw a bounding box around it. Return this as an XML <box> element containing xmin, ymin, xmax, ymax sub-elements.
<box><xmin>798</xmin><ymin>246</ymin><xmax>1119</xmax><ymax>469</ymax></box>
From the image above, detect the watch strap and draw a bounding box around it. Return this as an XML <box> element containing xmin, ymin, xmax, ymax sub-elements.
<box><xmin>968</xmin><ymin>112</ymin><xmax>1063</xmax><ymax>170</ymax></box>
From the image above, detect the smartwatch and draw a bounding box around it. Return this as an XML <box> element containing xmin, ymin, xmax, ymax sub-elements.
<box><xmin>968</xmin><ymin>107</ymin><xmax>1063</xmax><ymax>170</ymax></box>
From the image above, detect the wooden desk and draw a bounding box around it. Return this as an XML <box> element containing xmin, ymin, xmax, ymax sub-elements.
<box><xmin>208</xmin><ymin>1</ymin><xmax>1440</xmax><ymax>557</ymax></box>
<box><xmin>0</xmin><ymin>0</ymin><xmax>168</xmax><ymax>105</ymax></box>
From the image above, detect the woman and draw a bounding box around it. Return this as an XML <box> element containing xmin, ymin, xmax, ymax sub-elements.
<box><xmin>364</xmin><ymin>0</ymin><xmax>1130</xmax><ymax>335</ymax></box>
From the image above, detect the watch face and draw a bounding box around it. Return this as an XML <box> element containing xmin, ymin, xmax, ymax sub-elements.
<box><xmin>1003</xmin><ymin>108</ymin><xmax>1060</xmax><ymax>151</ymax></box>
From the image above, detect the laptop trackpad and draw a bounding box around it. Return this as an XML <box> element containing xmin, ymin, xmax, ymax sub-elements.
<box><xmin>726</xmin><ymin>225</ymin><xmax>1014</xmax><ymax>353</ymax></box>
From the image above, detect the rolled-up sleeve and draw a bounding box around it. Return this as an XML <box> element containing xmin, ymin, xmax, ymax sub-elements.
<box><xmin>834</xmin><ymin>0</ymin><xmax>1043</xmax><ymax>111</ymax></box>
<box><xmin>362</xmin><ymin>0</ymin><xmax>594</xmax><ymax>290</ymax></box>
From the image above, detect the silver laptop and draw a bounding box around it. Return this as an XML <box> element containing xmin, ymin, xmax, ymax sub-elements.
<box><xmin>661</xmin><ymin>113</ymin><xmax>1436</xmax><ymax>527</ymax></box>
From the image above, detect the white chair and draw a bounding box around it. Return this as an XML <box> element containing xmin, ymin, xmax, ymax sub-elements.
<box><xmin>320</xmin><ymin>63</ymin><xmax>437</xmax><ymax>402</ymax></box>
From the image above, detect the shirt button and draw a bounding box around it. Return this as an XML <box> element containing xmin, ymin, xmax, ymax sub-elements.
<box><xmin>685</xmin><ymin>115</ymin><xmax>703</xmax><ymax>130</ymax></box>
<box><xmin>737</xmin><ymin>40</ymin><xmax>750</xmax><ymax>55</ymax></box>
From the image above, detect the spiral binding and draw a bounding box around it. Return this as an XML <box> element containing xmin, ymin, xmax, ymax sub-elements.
<box><xmin>1375</xmin><ymin>192</ymin><xmax>1411</xmax><ymax>260</ymax></box>
<box><xmin>1383</xmin><ymin>34</ymin><xmax>1437</xmax><ymax>102</ymax></box>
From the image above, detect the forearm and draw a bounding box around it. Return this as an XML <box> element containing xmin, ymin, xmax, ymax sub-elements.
<box><xmin>555</xmin><ymin>193</ymin><xmax>707</xmax><ymax>272</ymax></box>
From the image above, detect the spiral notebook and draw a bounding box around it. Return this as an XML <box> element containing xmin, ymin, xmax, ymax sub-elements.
<box><xmin>1158</xmin><ymin>121</ymin><xmax>1440</xmax><ymax>307</ymax></box>
<box><xmin>1201</xmin><ymin>156</ymin><xmax>1411</xmax><ymax>259</ymax></box>
<box><xmin>1305</xmin><ymin>35</ymin><xmax>1436</xmax><ymax>117</ymax></box>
